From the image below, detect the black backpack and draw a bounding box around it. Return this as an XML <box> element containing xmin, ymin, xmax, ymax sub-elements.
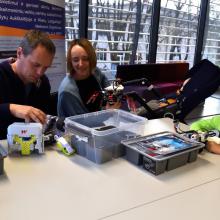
<box><xmin>177</xmin><ymin>59</ymin><xmax>220</xmax><ymax>120</ymax></box>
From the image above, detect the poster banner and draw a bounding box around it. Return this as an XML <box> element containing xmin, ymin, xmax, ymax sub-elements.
<box><xmin>0</xmin><ymin>0</ymin><xmax>65</xmax><ymax>92</ymax></box>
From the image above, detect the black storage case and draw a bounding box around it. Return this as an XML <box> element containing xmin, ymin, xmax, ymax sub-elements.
<box><xmin>122</xmin><ymin>132</ymin><xmax>204</xmax><ymax>175</ymax></box>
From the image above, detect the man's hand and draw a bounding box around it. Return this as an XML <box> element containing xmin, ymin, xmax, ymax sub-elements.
<box><xmin>9</xmin><ymin>104</ymin><xmax>46</xmax><ymax>124</ymax></box>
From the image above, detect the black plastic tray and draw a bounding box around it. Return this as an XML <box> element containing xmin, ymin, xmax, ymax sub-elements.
<box><xmin>122</xmin><ymin>132</ymin><xmax>204</xmax><ymax>175</ymax></box>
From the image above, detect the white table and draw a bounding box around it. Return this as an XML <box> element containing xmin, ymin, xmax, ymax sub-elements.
<box><xmin>0</xmin><ymin>118</ymin><xmax>220</xmax><ymax>220</ymax></box>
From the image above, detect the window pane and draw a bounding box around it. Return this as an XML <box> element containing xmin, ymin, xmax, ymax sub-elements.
<box><xmin>136</xmin><ymin>0</ymin><xmax>153</xmax><ymax>64</ymax></box>
<box><xmin>65</xmin><ymin>0</ymin><xmax>79</xmax><ymax>51</ymax></box>
<box><xmin>157</xmin><ymin>0</ymin><xmax>201</xmax><ymax>66</ymax></box>
<box><xmin>88</xmin><ymin>0</ymin><xmax>153</xmax><ymax>79</ymax></box>
<box><xmin>202</xmin><ymin>0</ymin><xmax>220</xmax><ymax>66</ymax></box>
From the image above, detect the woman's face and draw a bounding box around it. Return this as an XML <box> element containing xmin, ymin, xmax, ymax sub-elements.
<box><xmin>71</xmin><ymin>45</ymin><xmax>90</xmax><ymax>80</ymax></box>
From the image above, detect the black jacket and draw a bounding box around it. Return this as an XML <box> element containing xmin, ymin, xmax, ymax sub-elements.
<box><xmin>0</xmin><ymin>61</ymin><xmax>51</xmax><ymax>139</ymax></box>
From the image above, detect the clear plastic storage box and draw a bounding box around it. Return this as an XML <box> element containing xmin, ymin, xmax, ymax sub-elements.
<box><xmin>65</xmin><ymin>109</ymin><xmax>146</xmax><ymax>163</ymax></box>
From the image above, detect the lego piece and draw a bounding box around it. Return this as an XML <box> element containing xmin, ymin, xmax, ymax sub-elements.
<box><xmin>7</xmin><ymin>122</ymin><xmax>44</xmax><ymax>155</ymax></box>
<box><xmin>55</xmin><ymin>135</ymin><xmax>75</xmax><ymax>156</ymax></box>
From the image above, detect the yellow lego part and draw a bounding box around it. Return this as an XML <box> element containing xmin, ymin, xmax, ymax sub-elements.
<box><xmin>13</xmin><ymin>135</ymin><xmax>36</xmax><ymax>155</ymax></box>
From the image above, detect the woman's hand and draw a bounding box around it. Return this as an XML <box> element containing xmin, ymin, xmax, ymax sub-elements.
<box><xmin>105</xmin><ymin>101</ymin><xmax>121</xmax><ymax>110</ymax></box>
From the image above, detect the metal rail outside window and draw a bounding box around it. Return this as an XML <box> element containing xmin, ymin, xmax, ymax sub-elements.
<box><xmin>194</xmin><ymin>0</ymin><xmax>210</xmax><ymax>65</ymax></box>
<box><xmin>130</xmin><ymin>0</ymin><xmax>142</xmax><ymax>64</ymax></box>
<box><xmin>79</xmin><ymin>0</ymin><xmax>89</xmax><ymax>38</ymax></box>
<box><xmin>148</xmin><ymin>0</ymin><xmax>161</xmax><ymax>63</ymax></box>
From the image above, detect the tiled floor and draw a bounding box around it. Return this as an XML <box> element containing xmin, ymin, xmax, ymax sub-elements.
<box><xmin>185</xmin><ymin>89</ymin><xmax>220</xmax><ymax>125</ymax></box>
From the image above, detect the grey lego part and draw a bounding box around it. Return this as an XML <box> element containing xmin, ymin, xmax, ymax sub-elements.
<box><xmin>0</xmin><ymin>144</ymin><xmax>7</xmax><ymax>175</ymax></box>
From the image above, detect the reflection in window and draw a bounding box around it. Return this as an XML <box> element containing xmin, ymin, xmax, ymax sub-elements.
<box><xmin>157</xmin><ymin>0</ymin><xmax>201</xmax><ymax>66</ymax></box>
<box><xmin>96</xmin><ymin>48</ymin><xmax>107</xmax><ymax>61</ymax></box>
<box><xmin>136</xmin><ymin>0</ymin><xmax>153</xmax><ymax>64</ymax></box>
<box><xmin>88</xmin><ymin>0</ymin><xmax>153</xmax><ymax>79</ymax></box>
<box><xmin>65</xmin><ymin>0</ymin><xmax>79</xmax><ymax>51</ymax></box>
<box><xmin>203</xmin><ymin>0</ymin><xmax>220</xmax><ymax>67</ymax></box>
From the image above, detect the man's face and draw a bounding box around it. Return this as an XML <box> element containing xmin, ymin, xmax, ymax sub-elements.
<box><xmin>16</xmin><ymin>45</ymin><xmax>54</xmax><ymax>84</ymax></box>
<box><xmin>71</xmin><ymin>45</ymin><xmax>90</xmax><ymax>80</ymax></box>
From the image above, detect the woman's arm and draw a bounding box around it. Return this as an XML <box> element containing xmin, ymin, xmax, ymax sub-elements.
<box><xmin>57</xmin><ymin>91</ymin><xmax>89</xmax><ymax>117</ymax></box>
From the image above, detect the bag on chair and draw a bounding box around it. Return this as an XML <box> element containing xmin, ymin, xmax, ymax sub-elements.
<box><xmin>177</xmin><ymin>59</ymin><xmax>220</xmax><ymax>120</ymax></box>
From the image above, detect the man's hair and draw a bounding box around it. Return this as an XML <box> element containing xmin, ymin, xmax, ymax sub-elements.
<box><xmin>19</xmin><ymin>29</ymin><xmax>56</xmax><ymax>56</ymax></box>
<box><xmin>67</xmin><ymin>38</ymin><xmax>97</xmax><ymax>74</ymax></box>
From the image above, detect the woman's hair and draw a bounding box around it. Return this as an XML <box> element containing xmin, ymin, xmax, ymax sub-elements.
<box><xmin>67</xmin><ymin>38</ymin><xmax>97</xmax><ymax>75</ymax></box>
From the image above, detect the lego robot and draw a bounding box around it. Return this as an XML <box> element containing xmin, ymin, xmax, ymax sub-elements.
<box><xmin>7</xmin><ymin>122</ymin><xmax>44</xmax><ymax>155</ymax></box>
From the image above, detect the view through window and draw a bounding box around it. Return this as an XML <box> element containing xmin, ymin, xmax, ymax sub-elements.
<box><xmin>202</xmin><ymin>0</ymin><xmax>220</xmax><ymax>67</ymax></box>
<box><xmin>88</xmin><ymin>0</ymin><xmax>154</xmax><ymax>79</ymax></box>
<box><xmin>65</xmin><ymin>0</ymin><xmax>79</xmax><ymax>51</ymax></box>
<box><xmin>65</xmin><ymin>0</ymin><xmax>215</xmax><ymax>78</ymax></box>
<box><xmin>157</xmin><ymin>0</ymin><xmax>201</xmax><ymax>67</ymax></box>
